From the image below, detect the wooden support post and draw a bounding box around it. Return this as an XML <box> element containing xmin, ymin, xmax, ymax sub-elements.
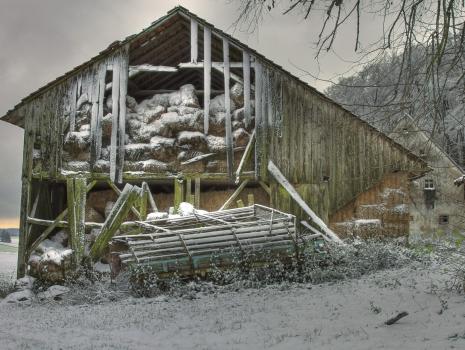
<box><xmin>90</xmin><ymin>184</ymin><xmax>142</xmax><ymax>260</ymax></box>
<box><xmin>203</xmin><ymin>27</ymin><xmax>212</xmax><ymax>134</ymax></box>
<box><xmin>219</xmin><ymin>179</ymin><xmax>250</xmax><ymax>210</ymax></box>
<box><xmin>236</xmin><ymin>199</ymin><xmax>244</xmax><ymax>208</ymax></box>
<box><xmin>259</xmin><ymin>180</ymin><xmax>271</xmax><ymax>195</ymax></box>
<box><xmin>190</xmin><ymin>19</ymin><xmax>198</xmax><ymax>63</ymax></box>
<box><xmin>194</xmin><ymin>177</ymin><xmax>201</xmax><ymax>209</ymax></box>
<box><xmin>110</xmin><ymin>55</ymin><xmax>120</xmax><ymax>182</ymax></box>
<box><xmin>27</xmin><ymin>181</ymin><xmax>96</xmax><ymax>258</ymax></box>
<box><xmin>186</xmin><ymin>177</ymin><xmax>194</xmax><ymax>205</ymax></box>
<box><xmin>223</xmin><ymin>38</ymin><xmax>234</xmax><ymax>180</ymax></box>
<box><xmin>174</xmin><ymin>177</ymin><xmax>185</xmax><ymax>212</ymax></box>
<box><xmin>247</xmin><ymin>194</ymin><xmax>255</xmax><ymax>206</ymax></box>
<box><xmin>267</xmin><ymin>161</ymin><xmax>343</xmax><ymax>244</ymax></box>
<box><xmin>140</xmin><ymin>187</ymin><xmax>148</xmax><ymax>221</ymax></box>
<box><xmin>117</xmin><ymin>47</ymin><xmax>129</xmax><ymax>183</ymax></box>
<box><xmin>235</xmin><ymin>129</ymin><xmax>256</xmax><ymax>184</ymax></box>
<box><xmin>243</xmin><ymin>51</ymin><xmax>251</xmax><ymax>127</ymax></box>
<box><xmin>254</xmin><ymin>61</ymin><xmax>263</xmax><ymax>178</ymax></box>
<box><xmin>67</xmin><ymin>176</ymin><xmax>87</xmax><ymax>266</ymax></box>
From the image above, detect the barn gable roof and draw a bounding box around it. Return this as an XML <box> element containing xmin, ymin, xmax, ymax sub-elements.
<box><xmin>0</xmin><ymin>6</ymin><xmax>429</xmax><ymax>172</ymax></box>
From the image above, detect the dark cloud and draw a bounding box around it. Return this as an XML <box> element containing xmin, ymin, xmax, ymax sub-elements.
<box><xmin>0</xmin><ymin>0</ymin><xmax>382</xmax><ymax>225</ymax></box>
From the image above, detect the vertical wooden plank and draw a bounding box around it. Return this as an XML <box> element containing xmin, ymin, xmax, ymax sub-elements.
<box><xmin>190</xmin><ymin>19</ymin><xmax>198</xmax><ymax>63</ymax></box>
<box><xmin>140</xmin><ymin>186</ymin><xmax>148</xmax><ymax>221</ymax></box>
<box><xmin>223</xmin><ymin>38</ymin><xmax>234</xmax><ymax>180</ymax></box>
<box><xmin>69</xmin><ymin>79</ymin><xmax>77</xmax><ymax>132</ymax></box>
<box><xmin>174</xmin><ymin>177</ymin><xmax>185</xmax><ymax>212</ymax></box>
<box><xmin>254</xmin><ymin>61</ymin><xmax>263</xmax><ymax>179</ymax></box>
<box><xmin>90</xmin><ymin>65</ymin><xmax>100</xmax><ymax>168</ymax></box>
<box><xmin>91</xmin><ymin>62</ymin><xmax>107</xmax><ymax>168</ymax></box>
<box><xmin>117</xmin><ymin>46</ymin><xmax>129</xmax><ymax>183</ymax></box>
<box><xmin>236</xmin><ymin>199</ymin><xmax>244</xmax><ymax>208</ymax></box>
<box><xmin>203</xmin><ymin>27</ymin><xmax>212</xmax><ymax>134</ymax></box>
<box><xmin>194</xmin><ymin>177</ymin><xmax>201</xmax><ymax>209</ymax></box>
<box><xmin>243</xmin><ymin>51</ymin><xmax>251</xmax><ymax>128</ymax></box>
<box><xmin>247</xmin><ymin>193</ymin><xmax>254</xmax><ymax>206</ymax></box>
<box><xmin>66</xmin><ymin>178</ymin><xmax>76</xmax><ymax>263</ymax></box>
<box><xmin>186</xmin><ymin>177</ymin><xmax>193</xmax><ymax>204</ymax></box>
<box><xmin>110</xmin><ymin>54</ymin><xmax>121</xmax><ymax>182</ymax></box>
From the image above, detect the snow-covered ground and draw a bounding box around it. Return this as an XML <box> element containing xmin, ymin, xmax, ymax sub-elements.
<box><xmin>1</xmin><ymin>262</ymin><xmax>465</xmax><ymax>350</ymax></box>
<box><xmin>0</xmin><ymin>252</ymin><xmax>16</xmax><ymax>279</ymax></box>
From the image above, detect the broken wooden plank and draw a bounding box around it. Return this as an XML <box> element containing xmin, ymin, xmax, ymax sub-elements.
<box><xmin>107</xmin><ymin>180</ymin><xmax>141</xmax><ymax>219</ymax></box>
<box><xmin>180</xmin><ymin>152</ymin><xmax>216</xmax><ymax>165</ymax></box>
<box><xmin>223</xmin><ymin>38</ymin><xmax>234</xmax><ymax>180</ymax></box>
<box><xmin>235</xmin><ymin>129</ymin><xmax>256</xmax><ymax>184</ymax></box>
<box><xmin>190</xmin><ymin>19</ymin><xmax>198</xmax><ymax>63</ymax></box>
<box><xmin>203</xmin><ymin>26</ymin><xmax>212</xmax><ymax>134</ymax></box>
<box><xmin>385</xmin><ymin>312</ymin><xmax>408</xmax><ymax>325</ymax></box>
<box><xmin>243</xmin><ymin>51</ymin><xmax>252</xmax><ymax>127</ymax></box>
<box><xmin>268</xmin><ymin>161</ymin><xmax>343</xmax><ymax>244</ymax></box>
<box><xmin>219</xmin><ymin>179</ymin><xmax>250</xmax><ymax>211</ymax></box>
<box><xmin>90</xmin><ymin>184</ymin><xmax>142</xmax><ymax>260</ymax></box>
<box><xmin>142</xmin><ymin>182</ymin><xmax>158</xmax><ymax>213</ymax></box>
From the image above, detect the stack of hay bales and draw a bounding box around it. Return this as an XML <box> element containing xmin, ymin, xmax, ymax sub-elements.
<box><xmin>63</xmin><ymin>83</ymin><xmax>255</xmax><ymax>173</ymax></box>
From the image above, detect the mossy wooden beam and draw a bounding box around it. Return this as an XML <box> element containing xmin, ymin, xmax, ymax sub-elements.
<box><xmin>106</xmin><ymin>180</ymin><xmax>142</xmax><ymax>219</ymax></box>
<box><xmin>174</xmin><ymin>177</ymin><xmax>185</xmax><ymax>212</ymax></box>
<box><xmin>67</xmin><ymin>176</ymin><xmax>87</xmax><ymax>266</ymax></box>
<box><xmin>194</xmin><ymin>177</ymin><xmax>201</xmax><ymax>209</ymax></box>
<box><xmin>267</xmin><ymin>160</ymin><xmax>343</xmax><ymax>244</ymax></box>
<box><xmin>90</xmin><ymin>184</ymin><xmax>142</xmax><ymax>261</ymax></box>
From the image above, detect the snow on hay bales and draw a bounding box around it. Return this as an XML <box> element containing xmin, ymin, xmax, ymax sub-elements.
<box><xmin>209</xmin><ymin>94</ymin><xmax>237</xmax><ymax>115</ymax></box>
<box><xmin>177</xmin><ymin>131</ymin><xmax>207</xmax><ymax>150</ymax></box>
<box><xmin>28</xmin><ymin>239</ymin><xmax>73</xmax><ymax>283</ymax></box>
<box><xmin>61</xmin><ymin>83</ymin><xmax>255</xmax><ymax>172</ymax></box>
<box><xmin>206</xmin><ymin>135</ymin><xmax>226</xmax><ymax>152</ymax></box>
<box><xmin>233</xmin><ymin>128</ymin><xmax>250</xmax><ymax>147</ymax></box>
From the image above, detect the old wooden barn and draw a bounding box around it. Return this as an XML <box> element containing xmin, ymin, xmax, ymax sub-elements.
<box><xmin>0</xmin><ymin>7</ymin><xmax>429</xmax><ymax>278</ymax></box>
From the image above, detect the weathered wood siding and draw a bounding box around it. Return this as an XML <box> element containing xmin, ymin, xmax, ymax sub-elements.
<box><xmin>260</xmin><ymin>63</ymin><xmax>426</xmax><ymax>222</ymax></box>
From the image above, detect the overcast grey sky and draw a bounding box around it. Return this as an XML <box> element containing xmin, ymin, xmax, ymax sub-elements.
<box><xmin>0</xmin><ymin>0</ymin><xmax>381</xmax><ymax>227</ymax></box>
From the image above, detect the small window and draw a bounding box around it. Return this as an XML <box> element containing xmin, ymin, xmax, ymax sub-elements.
<box><xmin>439</xmin><ymin>215</ymin><xmax>449</xmax><ymax>225</ymax></box>
<box><xmin>424</xmin><ymin>179</ymin><xmax>434</xmax><ymax>189</ymax></box>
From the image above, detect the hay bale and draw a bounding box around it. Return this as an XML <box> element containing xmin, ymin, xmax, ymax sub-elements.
<box><xmin>64</xmin><ymin>161</ymin><xmax>90</xmax><ymax>172</ymax></box>
<box><xmin>64</xmin><ymin>130</ymin><xmax>90</xmax><ymax>154</ymax></box>
<box><xmin>141</xmin><ymin>105</ymin><xmax>166</xmax><ymax>124</ymax></box>
<box><xmin>177</xmin><ymin>131</ymin><xmax>207</xmax><ymax>150</ymax></box>
<box><xmin>86</xmin><ymin>206</ymin><xmax>105</xmax><ymax>223</ymax></box>
<box><xmin>93</xmin><ymin>159</ymin><xmax>110</xmax><ymax>172</ymax></box>
<box><xmin>210</xmin><ymin>94</ymin><xmax>236</xmax><ymax>115</ymax></box>
<box><xmin>124</xmin><ymin>160</ymin><xmax>170</xmax><ymax>173</ymax></box>
<box><xmin>167</xmin><ymin>105</ymin><xmax>200</xmax><ymax>116</ymax></box>
<box><xmin>133</xmin><ymin>121</ymin><xmax>165</xmax><ymax>142</ymax></box>
<box><xmin>150</xmin><ymin>136</ymin><xmax>177</xmax><ymax>161</ymax></box>
<box><xmin>125</xmin><ymin>144</ymin><xmax>153</xmax><ymax>161</ymax></box>
<box><xmin>106</xmin><ymin>95</ymin><xmax>138</xmax><ymax>114</ymax></box>
<box><xmin>101</xmin><ymin>113</ymin><xmax>113</xmax><ymax>138</ymax></box>
<box><xmin>230</xmin><ymin>83</ymin><xmax>244</xmax><ymax>108</ymax></box>
<box><xmin>206</xmin><ymin>135</ymin><xmax>226</xmax><ymax>152</ymax></box>
<box><xmin>209</xmin><ymin>112</ymin><xmax>226</xmax><ymax>135</ymax></box>
<box><xmin>50</xmin><ymin>230</ymin><xmax>68</xmax><ymax>247</ymax></box>
<box><xmin>233</xmin><ymin>128</ymin><xmax>250</xmax><ymax>147</ymax></box>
